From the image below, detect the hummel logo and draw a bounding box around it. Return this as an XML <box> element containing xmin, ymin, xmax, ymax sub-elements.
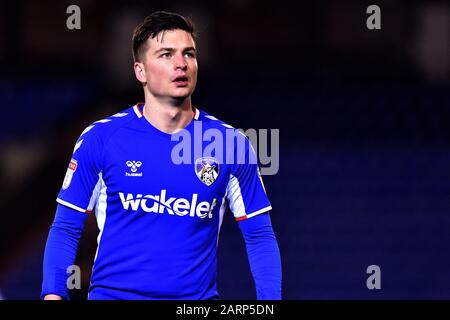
<box><xmin>126</xmin><ymin>160</ymin><xmax>143</xmax><ymax>177</ymax></box>
<box><xmin>126</xmin><ymin>160</ymin><xmax>142</xmax><ymax>172</ymax></box>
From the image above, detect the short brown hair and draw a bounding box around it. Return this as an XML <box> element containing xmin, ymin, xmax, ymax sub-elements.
<box><xmin>132</xmin><ymin>11</ymin><xmax>196</xmax><ymax>62</ymax></box>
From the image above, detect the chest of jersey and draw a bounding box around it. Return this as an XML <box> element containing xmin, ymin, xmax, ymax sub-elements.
<box><xmin>100</xmin><ymin>128</ymin><xmax>229</xmax><ymax>219</ymax></box>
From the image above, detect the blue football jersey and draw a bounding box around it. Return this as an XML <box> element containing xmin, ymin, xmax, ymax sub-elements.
<box><xmin>56</xmin><ymin>103</ymin><xmax>272</xmax><ymax>299</ymax></box>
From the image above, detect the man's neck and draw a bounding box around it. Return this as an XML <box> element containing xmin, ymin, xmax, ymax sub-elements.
<box><xmin>142</xmin><ymin>94</ymin><xmax>194</xmax><ymax>134</ymax></box>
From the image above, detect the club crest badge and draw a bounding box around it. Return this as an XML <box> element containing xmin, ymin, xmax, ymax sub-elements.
<box><xmin>195</xmin><ymin>157</ymin><xmax>220</xmax><ymax>186</ymax></box>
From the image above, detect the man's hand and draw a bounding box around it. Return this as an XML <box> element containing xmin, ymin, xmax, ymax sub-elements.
<box><xmin>44</xmin><ymin>294</ymin><xmax>63</xmax><ymax>300</ymax></box>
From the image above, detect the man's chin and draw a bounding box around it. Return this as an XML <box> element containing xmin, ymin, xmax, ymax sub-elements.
<box><xmin>171</xmin><ymin>89</ymin><xmax>194</xmax><ymax>100</ymax></box>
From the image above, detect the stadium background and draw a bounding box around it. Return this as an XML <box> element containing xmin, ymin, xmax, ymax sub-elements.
<box><xmin>0</xmin><ymin>0</ymin><xmax>449</xmax><ymax>299</ymax></box>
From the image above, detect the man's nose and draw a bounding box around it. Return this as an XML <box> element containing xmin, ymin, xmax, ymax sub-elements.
<box><xmin>174</xmin><ymin>54</ymin><xmax>188</xmax><ymax>70</ymax></box>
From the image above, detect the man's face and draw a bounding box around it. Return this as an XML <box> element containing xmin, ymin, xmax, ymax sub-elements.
<box><xmin>138</xmin><ymin>29</ymin><xmax>198</xmax><ymax>101</ymax></box>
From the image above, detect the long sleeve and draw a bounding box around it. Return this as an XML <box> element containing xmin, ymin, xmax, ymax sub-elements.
<box><xmin>41</xmin><ymin>204</ymin><xmax>88</xmax><ymax>299</ymax></box>
<box><xmin>238</xmin><ymin>213</ymin><xmax>282</xmax><ymax>300</ymax></box>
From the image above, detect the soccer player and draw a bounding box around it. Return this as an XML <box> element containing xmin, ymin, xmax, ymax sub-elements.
<box><xmin>42</xmin><ymin>11</ymin><xmax>281</xmax><ymax>300</ymax></box>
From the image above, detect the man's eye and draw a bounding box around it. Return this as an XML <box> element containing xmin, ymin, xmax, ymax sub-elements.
<box><xmin>184</xmin><ymin>52</ymin><xmax>195</xmax><ymax>58</ymax></box>
<box><xmin>160</xmin><ymin>53</ymin><xmax>171</xmax><ymax>58</ymax></box>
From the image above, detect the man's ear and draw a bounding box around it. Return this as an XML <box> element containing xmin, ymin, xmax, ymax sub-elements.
<box><xmin>134</xmin><ymin>62</ymin><xmax>146</xmax><ymax>84</ymax></box>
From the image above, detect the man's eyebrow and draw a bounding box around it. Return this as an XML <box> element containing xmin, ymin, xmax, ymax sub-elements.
<box><xmin>154</xmin><ymin>47</ymin><xmax>196</xmax><ymax>54</ymax></box>
<box><xmin>154</xmin><ymin>48</ymin><xmax>173</xmax><ymax>54</ymax></box>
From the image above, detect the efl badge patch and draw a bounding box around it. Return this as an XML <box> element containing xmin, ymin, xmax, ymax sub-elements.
<box><xmin>195</xmin><ymin>157</ymin><xmax>220</xmax><ymax>186</ymax></box>
<box><xmin>62</xmin><ymin>159</ymin><xmax>77</xmax><ymax>190</ymax></box>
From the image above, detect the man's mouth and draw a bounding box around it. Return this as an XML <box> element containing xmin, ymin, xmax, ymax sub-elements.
<box><xmin>173</xmin><ymin>76</ymin><xmax>189</xmax><ymax>86</ymax></box>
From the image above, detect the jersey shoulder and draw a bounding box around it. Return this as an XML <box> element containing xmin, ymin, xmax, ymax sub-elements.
<box><xmin>77</xmin><ymin>106</ymin><xmax>137</xmax><ymax>142</ymax></box>
<box><xmin>198</xmin><ymin>109</ymin><xmax>242</xmax><ymax>134</ymax></box>
<box><xmin>197</xmin><ymin>108</ymin><xmax>257</xmax><ymax>165</ymax></box>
